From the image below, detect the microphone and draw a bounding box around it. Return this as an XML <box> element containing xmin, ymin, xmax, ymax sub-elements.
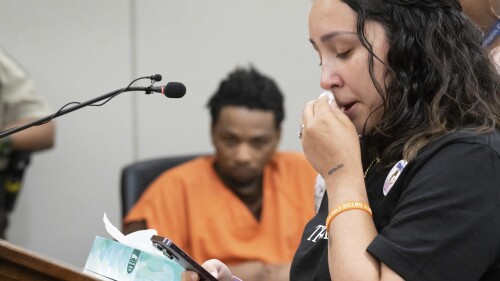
<box><xmin>149</xmin><ymin>82</ymin><xmax>186</xmax><ymax>98</ymax></box>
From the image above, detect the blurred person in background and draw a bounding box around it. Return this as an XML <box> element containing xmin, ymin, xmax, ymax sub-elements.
<box><xmin>0</xmin><ymin>45</ymin><xmax>56</xmax><ymax>239</ymax></box>
<box><xmin>460</xmin><ymin>0</ymin><xmax>500</xmax><ymax>70</ymax></box>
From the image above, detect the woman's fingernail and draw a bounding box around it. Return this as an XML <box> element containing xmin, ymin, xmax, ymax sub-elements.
<box><xmin>190</xmin><ymin>272</ymin><xmax>199</xmax><ymax>281</ymax></box>
<box><xmin>210</xmin><ymin>271</ymin><xmax>219</xmax><ymax>278</ymax></box>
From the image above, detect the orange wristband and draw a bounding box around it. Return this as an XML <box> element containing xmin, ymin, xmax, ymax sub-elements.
<box><xmin>325</xmin><ymin>201</ymin><xmax>372</xmax><ymax>229</ymax></box>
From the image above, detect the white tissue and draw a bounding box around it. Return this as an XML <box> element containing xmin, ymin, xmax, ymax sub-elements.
<box><xmin>319</xmin><ymin>90</ymin><xmax>335</xmax><ymax>105</ymax></box>
<box><xmin>103</xmin><ymin>213</ymin><xmax>163</xmax><ymax>257</ymax></box>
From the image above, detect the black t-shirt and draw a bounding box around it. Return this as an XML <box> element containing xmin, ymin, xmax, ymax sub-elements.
<box><xmin>291</xmin><ymin>129</ymin><xmax>500</xmax><ymax>281</ymax></box>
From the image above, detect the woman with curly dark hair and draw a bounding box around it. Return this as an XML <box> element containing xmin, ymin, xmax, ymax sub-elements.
<box><xmin>182</xmin><ymin>0</ymin><xmax>500</xmax><ymax>280</ymax></box>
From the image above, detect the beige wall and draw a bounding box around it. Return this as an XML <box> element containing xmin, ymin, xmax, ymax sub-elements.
<box><xmin>0</xmin><ymin>0</ymin><xmax>320</xmax><ymax>267</ymax></box>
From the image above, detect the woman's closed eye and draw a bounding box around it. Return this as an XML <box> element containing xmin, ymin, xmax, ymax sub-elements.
<box><xmin>337</xmin><ymin>49</ymin><xmax>351</xmax><ymax>59</ymax></box>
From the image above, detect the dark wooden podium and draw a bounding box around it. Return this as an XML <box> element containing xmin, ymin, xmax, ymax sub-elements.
<box><xmin>0</xmin><ymin>239</ymin><xmax>102</xmax><ymax>281</ymax></box>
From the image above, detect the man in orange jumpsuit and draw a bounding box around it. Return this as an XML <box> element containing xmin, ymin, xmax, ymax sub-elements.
<box><xmin>124</xmin><ymin>66</ymin><xmax>316</xmax><ymax>281</ymax></box>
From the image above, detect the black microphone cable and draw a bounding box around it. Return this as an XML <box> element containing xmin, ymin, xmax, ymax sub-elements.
<box><xmin>84</xmin><ymin>74</ymin><xmax>162</xmax><ymax>107</ymax></box>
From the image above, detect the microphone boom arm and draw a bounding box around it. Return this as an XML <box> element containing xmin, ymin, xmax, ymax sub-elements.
<box><xmin>0</xmin><ymin>86</ymin><xmax>151</xmax><ymax>139</ymax></box>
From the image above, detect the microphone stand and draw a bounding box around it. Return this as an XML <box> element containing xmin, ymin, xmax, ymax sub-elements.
<box><xmin>0</xmin><ymin>86</ymin><xmax>153</xmax><ymax>139</ymax></box>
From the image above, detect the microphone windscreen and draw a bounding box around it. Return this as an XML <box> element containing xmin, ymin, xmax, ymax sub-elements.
<box><xmin>165</xmin><ymin>82</ymin><xmax>186</xmax><ymax>98</ymax></box>
<box><xmin>152</xmin><ymin>74</ymin><xmax>162</xmax><ymax>82</ymax></box>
